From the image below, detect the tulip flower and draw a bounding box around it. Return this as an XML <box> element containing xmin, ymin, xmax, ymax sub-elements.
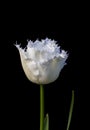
<box><xmin>16</xmin><ymin>38</ymin><xmax>68</xmax><ymax>84</ymax></box>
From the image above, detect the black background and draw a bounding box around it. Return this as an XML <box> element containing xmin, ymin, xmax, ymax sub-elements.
<box><xmin>1</xmin><ymin>1</ymin><xmax>82</xmax><ymax>130</ymax></box>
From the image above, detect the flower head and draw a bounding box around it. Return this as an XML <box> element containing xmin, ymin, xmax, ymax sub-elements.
<box><xmin>16</xmin><ymin>38</ymin><xmax>68</xmax><ymax>84</ymax></box>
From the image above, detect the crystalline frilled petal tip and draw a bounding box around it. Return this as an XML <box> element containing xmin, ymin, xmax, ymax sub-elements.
<box><xmin>15</xmin><ymin>43</ymin><xmax>20</xmax><ymax>49</ymax></box>
<box><xmin>59</xmin><ymin>50</ymin><xmax>68</xmax><ymax>59</ymax></box>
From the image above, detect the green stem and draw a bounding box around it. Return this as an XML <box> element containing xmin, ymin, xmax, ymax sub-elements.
<box><xmin>40</xmin><ymin>84</ymin><xmax>44</xmax><ymax>130</ymax></box>
<box><xmin>66</xmin><ymin>90</ymin><xmax>74</xmax><ymax>130</ymax></box>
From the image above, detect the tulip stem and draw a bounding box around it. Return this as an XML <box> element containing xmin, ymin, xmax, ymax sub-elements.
<box><xmin>40</xmin><ymin>84</ymin><xmax>44</xmax><ymax>130</ymax></box>
<box><xmin>66</xmin><ymin>90</ymin><xmax>74</xmax><ymax>130</ymax></box>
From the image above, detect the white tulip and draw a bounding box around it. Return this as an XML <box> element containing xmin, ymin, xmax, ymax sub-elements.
<box><xmin>16</xmin><ymin>38</ymin><xmax>68</xmax><ymax>84</ymax></box>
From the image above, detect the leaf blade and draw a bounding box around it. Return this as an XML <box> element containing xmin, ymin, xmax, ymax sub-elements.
<box><xmin>44</xmin><ymin>114</ymin><xmax>49</xmax><ymax>130</ymax></box>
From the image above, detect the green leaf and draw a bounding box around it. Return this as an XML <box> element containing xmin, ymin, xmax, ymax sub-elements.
<box><xmin>44</xmin><ymin>114</ymin><xmax>49</xmax><ymax>130</ymax></box>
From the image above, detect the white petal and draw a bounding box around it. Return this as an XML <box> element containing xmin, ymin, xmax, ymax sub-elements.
<box><xmin>20</xmin><ymin>53</ymin><xmax>40</xmax><ymax>84</ymax></box>
<box><xmin>37</xmin><ymin>58</ymin><xmax>64</xmax><ymax>84</ymax></box>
